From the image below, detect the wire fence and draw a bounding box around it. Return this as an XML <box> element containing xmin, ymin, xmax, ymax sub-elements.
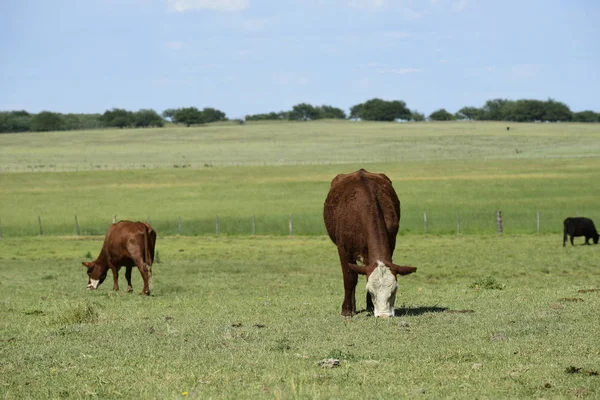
<box><xmin>1</xmin><ymin>210</ymin><xmax>596</xmax><ymax>238</ymax></box>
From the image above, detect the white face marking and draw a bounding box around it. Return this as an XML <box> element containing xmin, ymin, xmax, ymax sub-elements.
<box><xmin>365</xmin><ymin>261</ymin><xmax>398</xmax><ymax>317</ymax></box>
<box><xmin>87</xmin><ymin>279</ymin><xmax>100</xmax><ymax>289</ymax></box>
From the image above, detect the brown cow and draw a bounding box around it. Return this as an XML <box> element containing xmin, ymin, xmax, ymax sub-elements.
<box><xmin>324</xmin><ymin>169</ymin><xmax>416</xmax><ymax>317</ymax></box>
<box><xmin>82</xmin><ymin>221</ymin><xmax>156</xmax><ymax>295</ymax></box>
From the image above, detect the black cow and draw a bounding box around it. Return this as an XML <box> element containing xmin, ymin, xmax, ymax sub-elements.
<box><xmin>563</xmin><ymin>217</ymin><xmax>599</xmax><ymax>246</ymax></box>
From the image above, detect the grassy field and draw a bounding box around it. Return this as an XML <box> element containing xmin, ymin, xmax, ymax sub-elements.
<box><xmin>1</xmin><ymin>235</ymin><xmax>598</xmax><ymax>399</ymax></box>
<box><xmin>1</xmin><ymin>121</ymin><xmax>600</xmax><ymax>172</ymax></box>
<box><xmin>1</xmin><ymin>121</ymin><xmax>599</xmax><ymax>398</ymax></box>
<box><xmin>1</xmin><ymin>121</ymin><xmax>599</xmax><ymax>236</ymax></box>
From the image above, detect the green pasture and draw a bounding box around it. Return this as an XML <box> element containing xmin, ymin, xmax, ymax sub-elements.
<box><xmin>1</xmin><ymin>121</ymin><xmax>599</xmax><ymax>172</ymax></box>
<box><xmin>1</xmin><ymin>121</ymin><xmax>599</xmax><ymax>398</ymax></box>
<box><xmin>1</xmin><ymin>235</ymin><xmax>598</xmax><ymax>399</ymax></box>
<box><xmin>1</xmin><ymin>121</ymin><xmax>599</xmax><ymax>237</ymax></box>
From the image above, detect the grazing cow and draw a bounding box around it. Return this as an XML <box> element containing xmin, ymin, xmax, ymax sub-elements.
<box><xmin>323</xmin><ymin>169</ymin><xmax>416</xmax><ymax>317</ymax></box>
<box><xmin>563</xmin><ymin>217</ymin><xmax>599</xmax><ymax>246</ymax></box>
<box><xmin>82</xmin><ymin>221</ymin><xmax>156</xmax><ymax>295</ymax></box>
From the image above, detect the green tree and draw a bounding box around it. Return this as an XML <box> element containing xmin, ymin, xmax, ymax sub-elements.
<box><xmin>134</xmin><ymin>109</ymin><xmax>164</xmax><ymax>128</ymax></box>
<box><xmin>429</xmin><ymin>109</ymin><xmax>454</xmax><ymax>121</ymax></box>
<box><xmin>101</xmin><ymin>108</ymin><xmax>133</xmax><ymax>128</ymax></box>
<box><xmin>162</xmin><ymin>108</ymin><xmax>177</xmax><ymax>121</ymax></box>
<box><xmin>173</xmin><ymin>107</ymin><xmax>203</xmax><ymax>126</ymax></box>
<box><xmin>350</xmin><ymin>98</ymin><xmax>411</xmax><ymax>121</ymax></box>
<box><xmin>0</xmin><ymin>110</ymin><xmax>31</xmax><ymax>133</ymax></box>
<box><xmin>456</xmin><ymin>106</ymin><xmax>482</xmax><ymax>120</ymax></box>
<box><xmin>543</xmin><ymin>99</ymin><xmax>572</xmax><ymax>121</ymax></box>
<box><xmin>318</xmin><ymin>105</ymin><xmax>346</xmax><ymax>119</ymax></box>
<box><xmin>30</xmin><ymin>111</ymin><xmax>66</xmax><ymax>132</ymax></box>
<box><xmin>288</xmin><ymin>103</ymin><xmax>320</xmax><ymax>121</ymax></box>
<box><xmin>201</xmin><ymin>107</ymin><xmax>227</xmax><ymax>123</ymax></box>
<box><xmin>481</xmin><ymin>99</ymin><xmax>511</xmax><ymax>120</ymax></box>
<box><xmin>410</xmin><ymin>111</ymin><xmax>426</xmax><ymax>122</ymax></box>
<box><xmin>573</xmin><ymin>110</ymin><xmax>600</xmax><ymax>122</ymax></box>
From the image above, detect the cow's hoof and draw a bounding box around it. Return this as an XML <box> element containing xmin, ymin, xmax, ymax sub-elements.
<box><xmin>127</xmin><ymin>288</ymin><xmax>133</xmax><ymax>293</ymax></box>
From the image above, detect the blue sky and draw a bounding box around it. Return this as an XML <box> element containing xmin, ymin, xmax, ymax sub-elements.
<box><xmin>1</xmin><ymin>0</ymin><xmax>598</xmax><ymax>119</ymax></box>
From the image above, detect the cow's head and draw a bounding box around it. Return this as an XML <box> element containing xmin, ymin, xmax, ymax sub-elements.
<box><xmin>82</xmin><ymin>261</ymin><xmax>108</xmax><ymax>290</ymax></box>
<box><xmin>349</xmin><ymin>261</ymin><xmax>416</xmax><ymax>318</ymax></box>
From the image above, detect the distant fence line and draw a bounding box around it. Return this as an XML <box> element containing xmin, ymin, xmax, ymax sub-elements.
<box><xmin>0</xmin><ymin>210</ymin><xmax>590</xmax><ymax>238</ymax></box>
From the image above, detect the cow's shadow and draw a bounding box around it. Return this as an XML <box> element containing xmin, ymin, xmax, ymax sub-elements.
<box><xmin>357</xmin><ymin>305</ymin><xmax>448</xmax><ymax>316</ymax></box>
<box><xmin>395</xmin><ymin>305</ymin><xmax>448</xmax><ymax>316</ymax></box>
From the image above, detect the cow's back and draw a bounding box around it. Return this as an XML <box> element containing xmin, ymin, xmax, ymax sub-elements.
<box><xmin>564</xmin><ymin>217</ymin><xmax>598</xmax><ymax>234</ymax></box>
<box><xmin>103</xmin><ymin>221</ymin><xmax>155</xmax><ymax>266</ymax></box>
<box><xmin>324</xmin><ymin>169</ymin><xmax>400</xmax><ymax>250</ymax></box>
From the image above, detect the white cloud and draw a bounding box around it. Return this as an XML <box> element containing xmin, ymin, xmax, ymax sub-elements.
<box><xmin>167</xmin><ymin>0</ymin><xmax>249</xmax><ymax>13</ymax></box>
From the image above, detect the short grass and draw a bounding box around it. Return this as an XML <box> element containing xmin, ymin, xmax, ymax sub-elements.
<box><xmin>1</xmin><ymin>121</ymin><xmax>600</xmax><ymax>172</ymax></box>
<box><xmin>1</xmin><ymin>235</ymin><xmax>599</xmax><ymax>399</ymax></box>
<box><xmin>1</xmin><ymin>121</ymin><xmax>599</xmax><ymax>237</ymax></box>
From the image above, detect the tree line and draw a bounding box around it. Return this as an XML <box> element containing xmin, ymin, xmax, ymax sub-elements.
<box><xmin>1</xmin><ymin>98</ymin><xmax>598</xmax><ymax>133</ymax></box>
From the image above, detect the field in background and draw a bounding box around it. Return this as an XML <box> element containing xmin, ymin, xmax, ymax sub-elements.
<box><xmin>1</xmin><ymin>121</ymin><xmax>599</xmax><ymax>236</ymax></box>
<box><xmin>1</xmin><ymin>235</ymin><xmax>599</xmax><ymax>398</ymax></box>
<box><xmin>1</xmin><ymin>120</ymin><xmax>599</xmax><ymax>172</ymax></box>
<box><xmin>1</xmin><ymin>121</ymin><xmax>599</xmax><ymax>398</ymax></box>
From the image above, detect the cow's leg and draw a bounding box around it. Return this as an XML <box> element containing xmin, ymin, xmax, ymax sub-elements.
<box><xmin>135</xmin><ymin>260</ymin><xmax>150</xmax><ymax>295</ymax></box>
<box><xmin>111</xmin><ymin>265</ymin><xmax>119</xmax><ymax>291</ymax></box>
<box><xmin>584</xmin><ymin>236</ymin><xmax>590</xmax><ymax>245</ymax></box>
<box><xmin>570</xmin><ymin>235</ymin><xmax>575</xmax><ymax>246</ymax></box>
<box><xmin>366</xmin><ymin>292</ymin><xmax>374</xmax><ymax>314</ymax></box>
<box><xmin>338</xmin><ymin>248</ymin><xmax>357</xmax><ymax>317</ymax></box>
<box><xmin>563</xmin><ymin>231</ymin><xmax>567</xmax><ymax>247</ymax></box>
<box><xmin>125</xmin><ymin>266</ymin><xmax>133</xmax><ymax>292</ymax></box>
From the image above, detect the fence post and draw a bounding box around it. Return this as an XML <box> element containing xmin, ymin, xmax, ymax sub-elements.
<box><xmin>456</xmin><ymin>212</ymin><xmax>460</xmax><ymax>235</ymax></box>
<box><xmin>75</xmin><ymin>215</ymin><xmax>80</xmax><ymax>236</ymax></box>
<box><xmin>38</xmin><ymin>216</ymin><xmax>43</xmax><ymax>236</ymax></box>
<box><xmin>496</xmin><ymin>210</ymin><xmax>503</xmax><ymax>234</ymax></box>
<box><xmin>424</xmin><ymin>211</ymin><xmax>427</xmax><ymax>234</ymax></box>
<box><xmin>536</xmin><ymin>211</ymin><xmax>540</xmax><ymax>234</ymax></box>
<box><xmin>216</xmin><ymin>216</ymin><xmax>219</xmax><ymax>236</ymax></box>
<box><xmin>289</xmin><ymin>214</ymin><xmax>293</xmax><ymax>236</ymax></box>
<box><xmin>178</xmin><ymin>217</ymin><xmax>182</xmax><ymax>235</ymax></box>
<box><xmin>252</xmin><ymin>215</ymin><xmax>256</xmax><ymax>236</ymax></box>
<box><xmin>112</xmin><ymin>215</ymin><xmax>116</xmax><ymax>224</ymax></box>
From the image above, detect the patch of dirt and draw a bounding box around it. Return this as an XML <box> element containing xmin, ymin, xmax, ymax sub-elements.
<box><xmin>317</xmin><ymin>358</ymin><xmax>340</xmax><ymax>368</ymax></box>
<box><xmin>559</xmin><ymin>298</ymin><xmax>584</xmax><ymax>302</ymax></box>
<box><xmin>577</xmin><ymin>288</ymin><xmax>600</xmax><ymax>293</ymax></box>
<box><xmin>565</xmin><ymin>366</ymin><xmax>599</xmax><ymax>376</ymax></box>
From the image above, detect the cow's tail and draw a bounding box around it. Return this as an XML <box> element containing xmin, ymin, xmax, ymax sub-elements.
<box><xmin>143</xmin><ymin>223</ymin><xmax>156</xmax><ymax>289</ymax></box>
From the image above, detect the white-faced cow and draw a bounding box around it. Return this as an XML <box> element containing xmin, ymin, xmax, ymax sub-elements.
<box><xmin>82</xmin><ymin>221</ymin><xmax>156</xmax><ymax>295</ymax></box>
<box><xmin>324</xmin><ymin>169</ymin><xmax>416</xmax><ymax>317</ymax></box>
<box><xmin>563</xmin><ymin>217</ymin><xmax>599</xmax><ymax>246</ymax></box>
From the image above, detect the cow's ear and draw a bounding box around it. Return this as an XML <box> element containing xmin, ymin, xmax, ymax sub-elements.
<box><xmin>348</xmin><ymin>263</ymin><xmax>368</xmax><ymax>275</ymax></box>
<box><xmin>390</xmin><ymin>264</ymin><xmax>417</xmax><ymax>276</ymax></box>
<box><xmin>82</xmin><ymin>261</ymin><xmax>92</xmax><ymax>268</ymax></box>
